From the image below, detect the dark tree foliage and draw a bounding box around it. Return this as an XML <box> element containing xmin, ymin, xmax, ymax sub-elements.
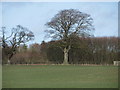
<box><xmin>45</xmin><ymin>37</ymin><xmax>118</xmax><ymax>64</ymax></box>
<box><xmin>46</xmin><ymin>41</ymin><xmax>64</xmax><ymax>64</ymax></box>
<box><xmin>6</xmin><ymin>37</ymin><xmax>118</xmax><ymax>65</ymax></box>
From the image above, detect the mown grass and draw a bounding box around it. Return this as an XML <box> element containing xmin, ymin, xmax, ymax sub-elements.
<box><xmin>0</xmin><ymin>65</ymin><xmax>2</xmax><ymax>89</ymax></box>
<box><xmin>2</xmin><ymin>65</ymin><xmax>118</xmax><ymax>88</ymax></box>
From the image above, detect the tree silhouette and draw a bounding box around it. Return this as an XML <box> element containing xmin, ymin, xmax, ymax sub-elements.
<box><xmin>1</xmin><ymin>25</ymin><xmax>34</xmax><ymax>64</ymax></box>
<box><xmin>45</xmin><ymin>9</ymin><xmax>94</xmax><ymax>64</ymax></box>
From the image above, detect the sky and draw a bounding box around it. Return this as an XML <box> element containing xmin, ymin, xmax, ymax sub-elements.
<box><xmin>0</xmin><ymin>2</ymin><xmax>118</xmax><ymax>44</ymax></box>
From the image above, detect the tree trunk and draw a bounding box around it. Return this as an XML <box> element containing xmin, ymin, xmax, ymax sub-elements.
<box><xmin>7</xmin><ymin>53</ymin><xmax>14</xmax><ymax>64</ymax></box>
<box><xmin>63</xmin><ymin>47</ymin><xmax>69</xmax><ymax>64</ymax></box>
<box><xmin>7</xmin><ymin>59</ymin><xmax>10</xmax><ymax>64</ymax></box>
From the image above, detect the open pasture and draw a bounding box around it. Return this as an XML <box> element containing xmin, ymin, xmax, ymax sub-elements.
<box><xmin>2</xmin><ymin>65</ymin><xmax>118</xmax><ymax>88</ymax></box>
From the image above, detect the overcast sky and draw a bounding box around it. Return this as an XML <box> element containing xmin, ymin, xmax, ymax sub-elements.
<box><xmin>0</xmin><ymin>2</ymin><xmax>118</xmax><ymax>44</ymax></box>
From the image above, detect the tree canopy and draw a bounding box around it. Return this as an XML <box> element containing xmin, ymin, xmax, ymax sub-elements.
<box><xmin>45</xmin><ymin>9</ymin><xmax>94</xmax><ymax>64</ymax></box>
<box><xmin>1</xmin><ymin>25</ymin><xmax>34</xmax><ymax>64</ymax></box>
<box><xmin>45</xmin><ymin>9</ymin><xmax>94</xmax><ymax>40</ymax></box>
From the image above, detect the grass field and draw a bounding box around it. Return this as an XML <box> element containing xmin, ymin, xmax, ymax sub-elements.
<box><xmin>2</xmin><ymin>65</ymin><xmax>118</xmax><ymax>88</ymax></box>
<box><xmin>0</xmin><ymin>65</ymin><xmax>2</xmax><ymax>89</ymax></box>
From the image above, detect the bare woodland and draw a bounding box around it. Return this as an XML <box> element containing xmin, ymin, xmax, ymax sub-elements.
<box><xmin>0</xmin><ymin>9</ymin><xmax>119</xmax><ymax>65</ymax></box>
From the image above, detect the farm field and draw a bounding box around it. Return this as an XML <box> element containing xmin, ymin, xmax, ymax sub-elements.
<box><xmin>2</xmin><ymin>65</ymin><xmax>118</xmax><ymax>88</ymax></box>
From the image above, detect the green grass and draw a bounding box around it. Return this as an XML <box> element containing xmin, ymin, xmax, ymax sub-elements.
<box><xmin>2</xmin><ymin>65</ymin><xmax>118</xmax><ymax>88</ymax></box>
<box><xmin>0</xmin><ymin>65</ymin><xmax>2</xmax><ymax>89</ymax></box>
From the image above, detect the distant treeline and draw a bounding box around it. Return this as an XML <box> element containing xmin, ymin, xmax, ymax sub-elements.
<box><xmin>2</xmin><ymin>37</ymin><xmax>119</xmax><ymax>64</ymax></box>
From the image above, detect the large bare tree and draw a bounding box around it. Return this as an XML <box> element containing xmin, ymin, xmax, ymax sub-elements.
<box><xmin>45</xmin><ymin>9</ymin><xmax>94</xmax><ymax>64</ymax></box>
<box><xmin>1</xmin><ymin>25</ymin><xmax>34</xmax><ymax>64</ymax></box>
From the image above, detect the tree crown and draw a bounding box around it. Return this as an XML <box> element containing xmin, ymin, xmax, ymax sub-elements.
<box><xmin>45</xmin><ymin>9</ymin><xmax>94</xmax><ymax>40</ymax></box>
